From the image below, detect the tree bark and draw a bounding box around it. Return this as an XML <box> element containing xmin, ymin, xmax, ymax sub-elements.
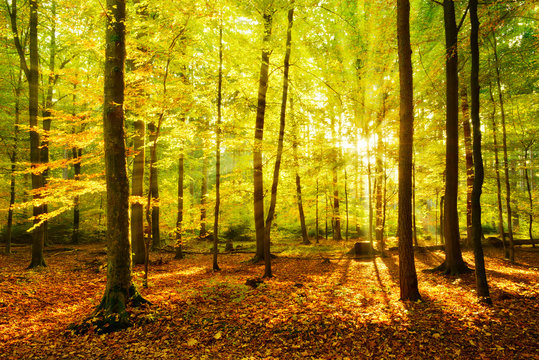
<box><xmin>98</xmin><ymin>0</ymin><xmax>145</xmax><ymax>322</ymax></box>
<box><xmin>292</xmin><ymin>97</ymin><xmax>309</xmax><ymax>245</ymax></box>
<box><xmin>253</xmin><ymin>9</ymin><xmax>273</xmax><ymax>262</ymax></box>
<box><xmin>263</xmin><ymin>3</ymin><xmax>294</xmax><ymax>278</ymax></box>
<box><xmin>6</xmin><ymin>71</ymin><xmax>22</xmax><ymax>255</ymax></box>
<box><xmin>461</xmin><ymin>85</ymin><xmax>474</xmax><ymax>248</ymax></box>
<box><xmin>71</xmin><ymin>147</ymin><xmax>82</xmax><ymax>244</ymax></box>
<box><xmin>175</xmin><ymin>150</ymin><xmax>185</xmax><ymax>259</ymax></box>
<box><xmin>488</xmin><ymin>79</ymin><xmax>507</xmax><ymax>256</ymax></box>
<box><xmin>523</xmin><ymin>148</ymin><xmax>534</xmax><ymax>247</ymax></box>
<box><xmin>397</xmin><ymin>0</ymin><xmax>420</xmax><ymax>301</ymax></box>
<box><xmin>200</xmin><ymin>147</ymin><xmax>208</xmax><ymax>238</ymax></box>
<box><xmin>131</xmin><ymin>120</ymin><xmax>145</xmax><ymax>263</ymax></box>
<box><xmin>213</xmin><ymin>20</ymin><xmax>224</xmax><ymax>270</ymax></box>
<box><xmin>493</xmin><ymin>33</ymin><xmax>515</xmax><ymax>262</ymax></box>
<box><xmin>469</xmin><ymin>0</ymin><xmax>491</xmax><ymax>303</ymax></box>
<box><xmin>148</xmin><ymin>122</ymin><xmax>161</xmax><ymax>250</ymax></box>
<box><xmin>440</xmin><ymin>0</ymin><xmax>469</xmax><ymax>274</ymax></box>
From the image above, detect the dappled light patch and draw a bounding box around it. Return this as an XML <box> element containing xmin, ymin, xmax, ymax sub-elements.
<box><xmin>0</xmin><ymin>244</ymin><xmax>537</xmax><ymax>359</ymax></box>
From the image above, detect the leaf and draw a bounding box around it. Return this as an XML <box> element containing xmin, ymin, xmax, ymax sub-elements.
<box><xmin>186</xmin><ymin>338</ymin><xmax>197</xmax><ymax>347</ymax></box>
<box><xmin>213</xmin><ymin>331</ymin><xmax>222</xmax><ymax>340</ymax></box>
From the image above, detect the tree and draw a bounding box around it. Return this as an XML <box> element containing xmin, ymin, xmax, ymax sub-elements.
<box><xmin>252</xmin><ymin>6</ymin><xmax>273</xmax><ymax>262</ymax></box>
<box><xmin>7</xmin><ymin>0</ymin><xmax>46</xmax><ymax>268</ymax></box>
<box><xmin>263</xmin><ymin>1</ymin><xmax>294</xmax><ymax>278</ymax></box>
<box><xmin>438</xmin><ymin>0</ymin><xmax>469</xmax><ymax>275</ymax></box>
<box><xmin>97</xmin><ymin>0</ymin><xmax>146</xmax><ymax>327</ymax></box>
<box><xmin>469</xmin><ymin>0</ymin><xmax>490</xmax><ymax>304</ymax></box>
<box><xmin>131</xmin><ymin>120</ymin><xmax>146</xmax><ymax>264</ymax></box>
<box><xmin>397</xmin><ymin>0</ymin><xmax>420</xmax><ymax>301</ymax></box>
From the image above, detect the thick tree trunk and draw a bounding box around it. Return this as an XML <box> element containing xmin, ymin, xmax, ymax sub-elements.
<box><xmin>131</xmin><ymin>120</ymin><xmax>145</xmax><ymax>263</ymax></box>
<box><xmin>493</xmin><ymin>34</ymin><xmax>515</xmax><ymax>262</ymax></box>
<box><xmin>98</xmin><ymin>0</ymin><xmax>145</xmax><ymax>323</ymax></box>
<box><xmin>253</xmin><ymin>10</ymin><xmax>273</xmax><ymax>262</ymax></box>
<box><xmin>28</xmin><ymin>0</ymin><xmax>46</xmax><ymax>267</ymax></box>
<box><xmin>213</xmin><ymin>21</ymin><xmax>224</xmax><ymax>270</ymax></box>
<box><xmin>263</xmin><ymin>4</ymin><xmax>294</xmax><ymax>278</ymax></box>
<box><xmin>397</xmin><ymin>0</ymin><xmax>420</xmax><ymax>301</ymax></box>
<box><xmin>440</xmin><ymin>0</ymin><xmax>469</xmax><ymax>275</ymax></box>
<box><xmin>469</xmin><ymin>0</ymin><xmax>491</xmax><ymax>303</ymax></box>
<box><xmin>461</xmin><ymin>86</ymin><xmax>474</xmax><ymax>248</ymax></box>
<box><xmin>148</xmin><ymin>122</ymin><xmax>161</xmax><ymax>250</ymax></box>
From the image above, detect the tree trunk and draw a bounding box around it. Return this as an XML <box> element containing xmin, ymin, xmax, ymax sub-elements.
<box><xmin>375</xmin><ymin>96</ymin><xmax>385</xmax><ymax>245</ymax></box>
<box><xmin>523</xmin><ymin>148</ymin><xmax>534</xmax><ymax>247</ymax></box>
<box><xmin>6</xmin><ymin>72</ymin><xmax>22</xmax><ymax>255</ymax></box>
<box><xmin>493</xmin><ymin>33</ymin><xmax>515</xmax><ymax>262</ymax></box>
<box><xmin>292</xmin><ymin>97</ymin><xmax>309</xmax><ymax>245</ymax></box>
<box><xmin>263</xmin><ymin>4</ymin><xmax>294</xmax><ymax>278</ymax></box>
<box><xmin>71</xmin><ymin>148</ymin><xmax>82</xmax><ymax>244</ymax></box>
<box><xmin>469</xmin><ymin>0</ymin><xmax>491</xmax><ymax>304</ymax></box>
<box><xmin>175</xmin><ymin>150</ymin><xmax>185</xmax><ymax>260</ymax></box>
<box><xmin>7</xmin><ymin>0</ymin><xmax>46</xmax><ymax>265</ymax></box>
<box><xmin>412</xmin><ymin>159</ymin><xmax>418</xmax><ymax>247</ymax></box>
<box><xmin>397</xmin><ymin>0</ymin><xmax>421</xmax><ymax>301</ymax></box>
<box><xmin>148</xmin><ymin>122</ymin><xmax>161</xmax><ymax>250</ymax></box>
<box><xmin>253</xmin><ymin>10</ymin><xmax>273</xmax><ymax>262</ymax></box>
<box><xmin>345</xmin><ymin>169</ymin><xmax>349</xmax><ymax>241</ymax></box>
<box><xmin>200</xmin><ymin>148</ymin><xmax>208</xmax><ymax>238</ymax></box>
<box><xmin>316</xmin><ymin>178</ymin><xmax>319</xmax><ymax>243</ymax></box>
<box><xmin>461</xmin><ymin>85</ymin><xmax>474</xmax><ymax>248</ymax></box>
<box><xmin>98</xmin><ymin>0</ymin><xmax>145</xmax><ymax>323</ymax></box>
<box><xmin>367</xmin><ymin>141</ymin><xmax>373</xmax><ymax>249</ymax></box>
<box><xmin>131</xmin><ymin>120</ymin><xmax>145</xmax><ymax>263</ymax></box>
<box><xmin>488</xmin><ymin>79</ymin><xmax>507</xmax><ymax>257</ymax></box>
<box><xmin>332</xmin><ymin>121</ymin><xmax>342</xmax><ymax>241</ymax></box>
<box><xmin>213</xmin><ymin>20</ymin><xmax>224</xmax><ymax>270</ymax></box>
<box><xmin>440</xmin><ymin>0</ymin><xmax>469</xmax><ymax>275</ymax></box>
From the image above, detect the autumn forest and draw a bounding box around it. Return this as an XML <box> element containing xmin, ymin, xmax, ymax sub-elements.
<box><xmin>1</xmin><ymin>0</ymin><xmax>538</xmax><ymax>358</ymax></box>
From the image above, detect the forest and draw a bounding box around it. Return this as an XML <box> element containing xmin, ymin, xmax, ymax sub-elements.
<box><xmin>0</xmin><ymin>0</ymin><xmax>538</xmax><ymax>358</ymax></box>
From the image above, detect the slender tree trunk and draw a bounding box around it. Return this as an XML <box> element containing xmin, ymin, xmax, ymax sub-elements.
<box><xmin>6</xmin><ymin>72</ymin><xmax>22</xmax><ymax>255</ymax></box>
<box><xmin>440</xmin><ymin>0</ymin><xmax>469</xmax><ymax>274</ymax></box>
<box><xmin>98</xmin><ymin>0</ymin><xmax>146</xmax><ymax>322</ymax></box>
<box><xmin>175</xmin><ymin>150</ymin><xmax>185</xmax><ymax>259</ymax></box>
<box><xmin>292</xmin><ymin>97</ymin><xmax>309</xmax><ymax>245</ymax></box>
<box><xmin>493</xmin><ymin>33</ymin><xmax>514</xmax><ymax>262</ymax></box>
<box><xmin>412</xmin><ymin>159</ymin><xmax>418</xmax><ymax>246</ymax></box>
<box><xmin>325</xmin><ymin>188</ymin><xmax>328</xmax><ymax>241</ymax></box>
<box><xmin>332</xmin><ymin>125</ymin><xmax>342</xmax><ymax>241</ymax></box>
<box><xmin>131</xmin><ymin>120</ymin><xmax>145</xmax><ymax>263</ymax></box>
<box><xmin>40</xmin><ymin>0</ymin><xmax>57</xmax><ymax>247</ymax></box>
<box><xmin>523</xmin><ymin>148</ymin><xmax>534</xmax><ymax>247</ymax></box>
<box><xmin>148</xmin><ymin>122</ymin><xmax>161</xmax><ymax>250</ymax></box>
<box><xmin>440</xmin><ymin>194</ymin><xmax>445</xmax><ymax>245</ymax></box>
<box><xmin>375</xmin><ymin>97</ymin><xmax>385</xmax><ymax>245</ymax></box>
<box><xmin>488</xmin><ymin>79</ymin><xmax>507</xmax><ymax>256</ymax></box>
<box><xmin>345</xmin><ymin>168</ymin><xmax>349</xmax><ymax>241</ymax></box>
<box><xmin>263</xmin><ymin>4</ymin><xmax>294</xmax><ymax>278</ymax></box>
<box><xmin>200</xmin><ymin>149</ymin><xmax>208</xmax><ymax>238</ymax></box>
<box><xmin>469</xmin><ymin>0</ymin><xmax>491</xmax><ymax>303</ymax></box>
<box><xmin>367</xmin><ymin>141</ymin><xmax>373</xmax><ymax>248</ymax></box>
<box><xmin>397</xmin><ymin>0</ymin><xmax>420</xmax><ymax>301</ymax></box>
<box><xmin>316</xmin><ymin>178</ymin><xmax>319</xmax><ymax>243</ymax></box>
<box><xmin>253</xmin><ymin>10</ymin><xmax>273</xmax><ymax>262</ymax></box>
<box><xmin>72</xmin><ymin>148</ymin><xmax>82</xmax><ymax>243</ymax></box>
<box><xmin>461</xmin><ymin>86</ymin><xmax>474</xmax><ymax>248</ymax></box>
<box><xmin>213</xmin><ymin>20</ymin><xmax>224</xmax><ymax>270</ymax></box>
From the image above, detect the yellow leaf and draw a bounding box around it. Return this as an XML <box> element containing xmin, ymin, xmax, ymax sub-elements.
<box><xmin>214</xmin><ymin>331</ymin><xmax>222</xmax><ymax>340</ymax></box>
<box><xmin>187</xmin><ymin>338</ymin><xmax>197</xmax><ymax>346</ymax></box>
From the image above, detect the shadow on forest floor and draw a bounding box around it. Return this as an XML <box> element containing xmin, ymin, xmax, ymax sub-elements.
<box><xmin>0</xmin><ymin>244</ymin><xmax>537</xmax><ymax>359</ymax></box>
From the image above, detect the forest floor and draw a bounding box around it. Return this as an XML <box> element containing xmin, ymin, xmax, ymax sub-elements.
<box><xmin>0</xmin><ymin>241</ymin><xmax>538</xmax><ymax>359</ymax></box>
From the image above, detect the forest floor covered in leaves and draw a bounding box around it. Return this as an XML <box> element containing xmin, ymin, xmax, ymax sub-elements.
<box><xmin>1</xmin><ymin>241</ymin><xmax>538</xmax><ymax>359</ymax></box>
